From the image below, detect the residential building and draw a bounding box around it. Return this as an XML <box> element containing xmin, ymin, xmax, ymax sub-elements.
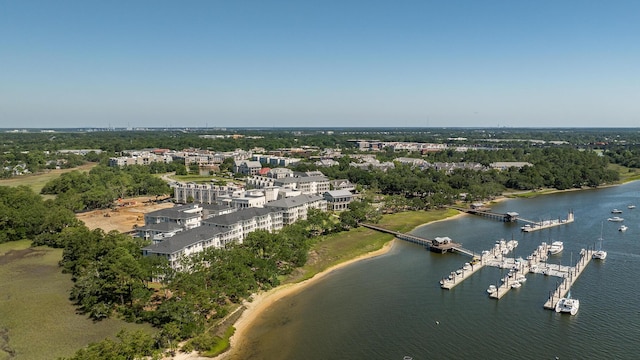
<box><xmin>141</xmin><ymin>227</ymin><xmax>233</xmax><ymax>270</ymax></box>
<box><xmin>173</xmin><ymin>182</ymin><xmax>244</xmax><ymax>204</ymax></box>
<box><xmin>323</xmin><ymin>190</ymin><xmax>353</xmax><ymax>211</ymax></box>
<box><xmin>136</xmin><ymin>222</ymin><xmax>184</xmax><ymax>243</ymax></box>
<box><xmin>144</xmin><ymin>203</ymin><xmax>203</xmax><ymax>230</ymax></box>
<box><xmin>201</xmin><ymin>203</ymin><xmax>237</xmax><ymax>219</ymax></box>
<box><xmin>108</xmin><ymin>152</ymin><xmax>173</xmax><ymax>167</ymax></box>
<box><xmin>202</xmin><ymin>207</ymin><xmax>283</xmax><ymax>242</ymax></box>
<box><xmin>264</xmin><ymin>194</ymin><xmax>327</xmax><ymax>225</ymax></box>
<box><xmin>234</xmin><ymin>160</ymin><xmax>262</xmax><ymax>175</ymax></box>
<box><xmin>330</xmin><ymin>179</ymin><xmax>356</xmax><ymax>192</ymax></box>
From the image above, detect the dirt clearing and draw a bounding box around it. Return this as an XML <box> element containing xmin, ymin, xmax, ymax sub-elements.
<box><xmin>77</xmin><ymin>196</ymin><xmax>175</xmax><ymax>233</ymax></box>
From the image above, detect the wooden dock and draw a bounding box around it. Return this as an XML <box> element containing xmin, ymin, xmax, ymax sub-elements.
<box><xmin>447</xmin><ymin>206</ymin><xmax>575</xmax><ymax>233</ymax></box>
<box><xmin>360</xmin><ymin>223</ymin><xmax>464</xmax><ymax>253</ymax></box>
<box><xmin>543</xmin><ymin>249</ymin><xmax>594</xmax><ymax>310</ymax></box>
<box><xmin>488</xmin><ymin>242</ymin><xmax>550</xmax><ymax>299</ymax></box>
<box><xmin>447</xmin><ymin>206</ymin><xmax>519</xmax><ymax>222</ymax></box>
<box><xmin>439</xmin><ymin>262</ymin><xmax>484</xmax><ymax>289</ymax></box>
<box><xmin>520</xmin><ymin>211</ymin><xmax>575</xmax><ymax>232</ymax></box>
<box><xmin>440</xmin><ymin>239</ymin><xmax>519</xmax><ymax>290</ymax></box>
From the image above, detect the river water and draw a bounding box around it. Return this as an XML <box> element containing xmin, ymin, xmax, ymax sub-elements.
<box><xmin>234</xmin><ymin>182</ymin><xmax>640</xmax><ymax>360</ymax></box>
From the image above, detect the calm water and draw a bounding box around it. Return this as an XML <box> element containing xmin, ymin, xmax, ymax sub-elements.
<box><xmin>235</xmin><ymin>182</ymin><xmax>640</xmax><ymax>360</ymax></box>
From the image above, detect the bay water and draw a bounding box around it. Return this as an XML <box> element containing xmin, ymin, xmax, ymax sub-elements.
<box><xmin>235</xmin><ymin>182</ymin><xmax>640</xmax><ymax>359</ymax></box>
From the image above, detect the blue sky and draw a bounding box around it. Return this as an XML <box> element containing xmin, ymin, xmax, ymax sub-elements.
<box><xmin>1</xmin><ymin>0</ymin><xmax>639</xmax><ymax>128</ymax></box>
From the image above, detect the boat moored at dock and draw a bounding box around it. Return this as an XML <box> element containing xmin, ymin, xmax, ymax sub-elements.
<box><xmin>555</xmin><ymin>291</ymin><xmax>580</xmax><ymax>315</ymax></box>
<box><xmin>548</xmin><ymin>241</ymin><xmax>564</xmax><ymax>255</ymax></box>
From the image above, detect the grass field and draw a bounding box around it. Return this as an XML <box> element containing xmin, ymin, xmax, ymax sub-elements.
<box><xmin>0</xmin><ymin>240</ymin><xmax>154</xmax><ymax>360</ymax></box>
<box><xmin>609</xmin><ymin>164</ymin><xmax>640</xmax><ymax>183</ymax></box>
<box><xmin>0</xmin><ymin>163</ymin><xmax>97</xmax><ymax>195</ymax></box>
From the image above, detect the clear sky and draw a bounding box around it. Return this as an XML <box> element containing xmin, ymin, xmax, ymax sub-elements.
<box><xmin>1</xmin><ymin>0</ymin><xmax>639</xmax><ymax>128</ymax></box>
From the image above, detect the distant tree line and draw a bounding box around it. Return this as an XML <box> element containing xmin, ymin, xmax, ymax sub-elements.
<box><xmin>295</xmin><ymin>147</ymin><xmax>619</xmax><ymax>211</ymax></box>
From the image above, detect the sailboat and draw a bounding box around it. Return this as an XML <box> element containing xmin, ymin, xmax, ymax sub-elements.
<box><xmin>593</xmin><ymin>223</ymin><xmax>607</xmax><ymax>260</ymax></box>
<box><xmin>555</xmin><ymin>289</ymin><xmax>580</xmax><ymax>315</ymax></box>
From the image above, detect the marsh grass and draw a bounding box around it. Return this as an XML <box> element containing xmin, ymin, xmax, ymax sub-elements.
<box><xmin>0</xmin><ymin>241</ymin><xmax>153</xmax><ymax>360</ymax></box>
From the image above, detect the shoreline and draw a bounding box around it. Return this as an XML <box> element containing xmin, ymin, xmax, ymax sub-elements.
<box><xmin>206</xmin><ymin>210</ymin><xmax>466</xmax><ymax>360</ymax></box>
<box><xmin>208</xmin><ymin>239</ymin><xmax>397</xmax><ymax>360</ymax></box>
<box><xmin>178</xmin><ymin>184</ymin><xmax>628</xmax><ymax>359</ymax></box>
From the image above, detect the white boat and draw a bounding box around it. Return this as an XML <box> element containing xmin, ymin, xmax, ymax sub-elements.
<box><xmin>516</xmin><ymin>275</ymin><xmax>527</xmax><ymax>282</ymax></box>
<box><xmin>511</xmin><ymin>281</ymin><xmax>522</xmax><ymax>289</ymax></box>
<box><xmin>593</xmin><ymin>224</ymin><xmax>607</xmax><ymax>260</ymax></box>
<box><xmin>487</xmin><ymin>285</ymin><xmax>497</xmax><ymax>294</ymax></box>
<box><xmin>548</xmin><ymin>241</ymin><xmax>564</xmax><ymax>255</ymax></box>
<box><xmin>555</xmin><ymin>290</ymin><xmax>580</xmax><ymax>315</ymax></box>
<box><xmin>619</xmin><ymin>225</ymin><xmax>628</xmax><ymax>232</ymax></box>
<box><xmin>608</xmin><ymin>216</ymin><xmax>624</xmax><ymax>222</ymax></box>
<box><xmin>628</xmin><ymin>205</ymin><xmax>636</xmax><ymax>209</ymax></box>
<box><xmin>611</xmin><ymin>209</ymin><xmax>623</xmax><ymax>214</ymax></box>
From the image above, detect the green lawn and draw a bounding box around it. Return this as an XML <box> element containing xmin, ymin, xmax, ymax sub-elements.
<box><xmin>0</xmin><ymin>241</ymin><xmax>154</xmax><ymax>360</ymax></box>
<box><xmin>289</xmin><ymin>209</ymin><xmax>458</xmax><ymax>283</ymax></box>
<box><xmin>609</xmin><ymin>163</ymin><xmax>640</xmax><ymax>183</ymax></box>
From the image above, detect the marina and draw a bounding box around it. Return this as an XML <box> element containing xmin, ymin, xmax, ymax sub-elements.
<box><xmin>243</xmin><ymin>181</ymin><xmax>640</xmax><ymax>360</ymax></box>
<box><xmin>439</xmin><ymin>238</ymin><xmax>595</xmax><ymax>310</ymax></box>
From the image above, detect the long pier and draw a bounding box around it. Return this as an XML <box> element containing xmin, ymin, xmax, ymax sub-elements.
<box><xmin>360</xmin><ymin>223</ymin><xmax>474</xmax><ymax>254</ymax></box>
<box><xmin>447</xmin><ymin>206</ymin><xmax>519</xmax><ymax>222</ymax></box>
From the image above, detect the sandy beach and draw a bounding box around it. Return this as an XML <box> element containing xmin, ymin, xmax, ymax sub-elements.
<box><xmin>166</xmin><ymin>239</ymin><xmax>397</xmax><ymax>360</ymax></box>
<box><xmin>211</xmin><ymin>239</ymin><xmax>395</xmax><ymax>360</ymax></box>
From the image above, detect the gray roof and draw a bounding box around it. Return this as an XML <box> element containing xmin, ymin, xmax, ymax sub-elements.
<box><xmin>274</xmin><ymin>175</ymin><xmax>329</xmax><ymax>185</ymax></box>
<box><xmin>324</xmin><ymin>190</ymin><xmax>353</xmax><ymax>198</ymax></box>
<box><xmin>146</xmin><ymin>205</ymin><xmax>202</xmax><ymax>220</ymax></box>
<box><xmin>142</xmin><ymin>226</ymin><xmax>226</xmax><ymax>255</ymax></box>
<box><xmin>236</xmin><ymin>160</ymin><xmax>262</xmax><ymax>167</ymax></box>
<box><xmin>202</xmin><ymin>207</ymin><xmax>276</xmax><ymax>227</ymax></box>
<box><xmin>137</xmin><ymin>222</ymin><xmax>183</xmax><ymax>233</ymax></box>
<box><xmin>264</xmin><ymin>194</ymin><xmax>324</xmax><ymax>209</ymax></box>
<box><xmin>200</xmin><ymin>203</ymin><xmax>233</xmax><ymax>211</ymax></box>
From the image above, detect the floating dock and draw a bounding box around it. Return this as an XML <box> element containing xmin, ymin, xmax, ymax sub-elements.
<box><xmin>520</xmin><ymin>211</ymin><xmax>575</xmax><ymax>232</ymax></box>
<box><xmin>543</xmin><ymin>248</ymin><xmax>594</xmax><ymax>310</ymax></box>
<box><xmin>440</xmin><ymin>239</ymin><xmax>519</xmax><ymax>289</ymax></box>
<box><xmin>440</xmin><ymin>239</ymin><xmax>595</xmax><ymax>311</ymax></box>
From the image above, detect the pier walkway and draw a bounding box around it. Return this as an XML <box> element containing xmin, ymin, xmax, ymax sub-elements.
<box><xmin>447</xmin><ymin>206</ymin><xmax>574</xmax><ymax>232</ymax></box>
<box><xmin>360</xmin><ymin>223</ymin><xmax>471</xmax><ymax>254</ymax></box>
<box><xmin>543</xmin><ymin>249</ymin><xmax>594</xmax><ymax>310</ymax></box>
<box><xmin>447</xmin><ymin>206</ymin><xmax>519</xmax><ymax>222</ymax></box>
